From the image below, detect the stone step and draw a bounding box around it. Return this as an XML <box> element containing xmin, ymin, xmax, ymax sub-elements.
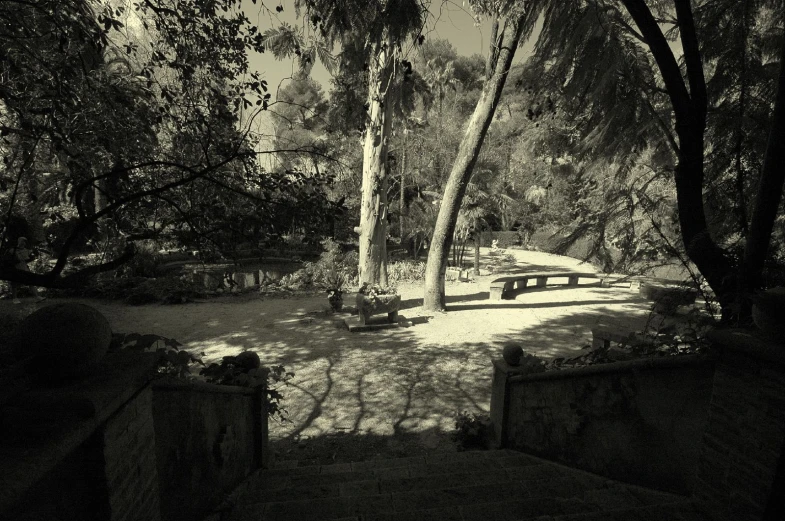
<box><xmin>228</xmin><ymin>477</ymin><xmax>684</xmax><ymax>520</ymax></box>
<box><xmin>220</xmin><ymin>450</ymin><xmax>698</xmax><ymax>521</ymax></box>
<box><xmin>541</xmin><ymin>500</ymin><xmax>712</xmax><ymax>521</ymax></box>
<box><xmin>242</xmin><ymin>451</ymin><xmax>546</xmax><ymax>490</ymax></box>
<box><xmin>236</xmin><ymin>467</ymin><xmax>612</xmax><ymax>504</ymax></box>
<box><xmin>227</xmin><ymin>494</ymin><xmax>695</xmax><ymax>521</ymax></box>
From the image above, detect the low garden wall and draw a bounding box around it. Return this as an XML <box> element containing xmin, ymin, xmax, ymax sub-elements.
<box><xmin>491</xmin><ymin>355</ymin><xmax>715</xmax><ymax>495</ymax></box>
<box><xmin>0</xmin><ymin>352</ymin><xmax>269</xmax><ymax>521</ymax></box>
<box><xmin>152</xmin><ymin>379</ymin><xmax>268</xmax><ymax>521</ymax></box>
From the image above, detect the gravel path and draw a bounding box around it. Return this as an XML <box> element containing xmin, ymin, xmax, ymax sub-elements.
<box><xmin>27</xmin><ymin>249</ymin><xmax>657</xmax><ymax>453</ymax></box>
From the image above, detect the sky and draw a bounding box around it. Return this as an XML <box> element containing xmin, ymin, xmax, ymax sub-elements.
<box><xmin>244</xmin><ymin>0</ymin><xmax>530</xmax><ymax>92</ymax></box>
<box><xmin>242</xmin><ymin>0</ymin><xmax>540</xmax><ymax>165</ymax></box>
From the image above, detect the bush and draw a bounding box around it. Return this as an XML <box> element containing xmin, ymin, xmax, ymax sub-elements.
<box><xmin>282</xmin><ymin>238</ymin><xmax>359</xmax><ymax>291</ymax></box>
<box><xmin>55</xmin><ymin>273</ymin><xmax>206</xmax><ymax>304</ymax></box>
<box><xmin>452</xmin><ymin>411</ymin><xmax>492</xmax><ymax>451</ymax></box>
<box><xmin>387</xmin><ymin>260</ymin><xmax>426</xmax><ymax>284</ymax></box>
<box><xmin>200</xmin><ymin>356</ymin><xmax>294</xmax><ymax>423</ymax></box>
<box><xmin>117</xmin><ymin>240</ymin><xmax>164</xmax><ymax>278</ymax></box>
<box><xmin>485</xmin><ymin>250</ymin><xmax>517</xmax><ymax>274</ymax></box>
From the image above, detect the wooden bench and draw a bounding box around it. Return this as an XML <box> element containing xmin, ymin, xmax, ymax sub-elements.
<box><xmin>489</xmin><ymin>272</ymin><xmax>601</xmax><ymax>300</ymax></box>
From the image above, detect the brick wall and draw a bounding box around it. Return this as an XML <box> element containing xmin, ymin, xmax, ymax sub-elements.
<box><xmin>495</xmin><ymin>355</ymin><xmax>715</xmax><ymax>494</ymax></box>
<box><xmin>693</xmin><ymin>330</ymin><xmax>785</xmax><ymax>521</ymax></box>
<box><xmin>102</xmin><ymin>385</ymin><xmax>162</xmax><ymax>521</ymax></box>
<box><xmin>2</xmin><ymin>352</ymin><xmax>268</xmax><ymax>521</ymax></box>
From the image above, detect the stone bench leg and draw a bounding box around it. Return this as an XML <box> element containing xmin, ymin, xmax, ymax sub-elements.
<box><xmin>503</xmin><ymin>282</ymin><xmax>514</xmax><ymax>298</ymax></box>
<box><xmin>536</xmin><ymin>276</ymin><xmax>547</xmax><ymax>288</ymax></box>
<box><xmin>490</xmin><ymin>287</ymin><xmax>504</xmax><ymax>300</ymax></box>
<box><xmin>514</xmin><ymin>279</ymin><xmax>528</xmax><ymax>290</ymax></box>
<box><xmin>388</xmin><ymin>311</ymin><xmax>398</xmax><ymax>323</ymax></box>
<box><xmin>568</xmin><ymin>275</ymin><xmax>579</xmax><ymax>286</ymax></box>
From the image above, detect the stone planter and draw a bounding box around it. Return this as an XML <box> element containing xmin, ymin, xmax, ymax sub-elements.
<box><xmin>640</xmin><ymin>283</ymin><xmax>698</xmax><ymax>316</ymax></box>
<box><xmin>752</xmin><ymin>287</ymin><xmax>785</xmax><ymax>342</ymax></box>
<box><xmin>356</xmin><ymin>293</ymin><xmax>401</xmax><ymax>325</ymax></box>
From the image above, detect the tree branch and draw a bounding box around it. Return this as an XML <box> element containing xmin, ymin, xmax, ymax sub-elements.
<box><xmin>620</xmin><ymin>0</ymin><xmax>691</xmax><ymax>123</ymax></box>
<box><xmin>673</xmin><ymin>0</ymin><xmax>707</xmax><ymax>127</ymax></box>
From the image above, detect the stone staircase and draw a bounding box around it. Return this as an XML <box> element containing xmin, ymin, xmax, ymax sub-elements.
<box><xmin>210</xmin><ymin>450</ymin><xmax>710</xmax><ymax>521</ymax></box>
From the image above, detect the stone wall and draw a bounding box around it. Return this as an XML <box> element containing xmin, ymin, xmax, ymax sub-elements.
<box><xmin>152</xmin><ymin>379</ymin><xmax>266</xmax><ymax>521</ymax></box>
<box><xmin>494</xmin><ymin>355</ymin><xmax>715</xmax><ymax>494</ymax></box>
<box><xmin>1</xmin><ymin>352</ymin><xmax>268</xmax><ymax>521</ymax></box>
<box><xmin>693</xmin><ymin>330</ymin><xmax>785</xmax><ymax>521</ymax></box>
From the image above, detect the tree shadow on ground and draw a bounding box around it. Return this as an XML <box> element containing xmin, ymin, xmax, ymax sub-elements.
<box><xmin>66</xmin><ymin>280</ymin><xmax>657</xmax><ymax>461</ymax></box>
<box><xmin>494</xmin><ymin>263</ymin><xmax>588</xmax><ymax>275</ymax></box>
<box><xmin>448</xmin><ymin>298</ymin><xmax>644</xmax><ymax>312</ymax></box>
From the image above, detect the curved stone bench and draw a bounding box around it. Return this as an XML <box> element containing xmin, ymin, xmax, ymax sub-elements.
<box><xmin>489</xmin><ymin>272</ymin><xmax>602</xmax><ymax>300</ymax></box>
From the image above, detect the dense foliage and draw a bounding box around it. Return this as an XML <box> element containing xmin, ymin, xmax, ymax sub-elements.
<box><xmin>0</xmin><ymin>0</ymin><xmax>336</xmax><ymax>289</ymax></box>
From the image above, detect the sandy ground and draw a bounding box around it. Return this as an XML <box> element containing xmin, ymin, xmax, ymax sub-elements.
<box><xmin>6</xmin><ymin>249</ymin><xmax>658</xmax><ymax>456</ymax></box>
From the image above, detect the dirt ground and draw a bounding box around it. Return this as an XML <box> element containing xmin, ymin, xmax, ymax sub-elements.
<box><xmin>4</xmin><ymin>249</ymin><xmax>659</xmax><ymax>462</ymax></box>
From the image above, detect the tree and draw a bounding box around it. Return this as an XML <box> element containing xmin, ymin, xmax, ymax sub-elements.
<box><xmin>518</xmin><ymin>0</ymin><xmax>785</xmax><ymax>320</ymax></box>
<box><xmin>271</xmin><ymin>74</ymin><xmax>331</xmax><ymax>173</ymax></box>
<box><xmin>280</xmin><ymin>0</ymin><xmax>426</xmax><ymax>286</ymax></box>
<box><xmin>0</xmin><ymin>0</ymin><xmax>330</xmax><ymax>288</ymax></box>
<box><xmin>423</xmin><ymin>1</ymin><xmax>531</xmax><ymax>310</ymax></box>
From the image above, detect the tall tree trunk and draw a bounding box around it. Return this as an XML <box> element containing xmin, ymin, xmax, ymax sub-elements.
<box><xmin>358</xmin><ymin>34</ymin><xmax>395</xmax><ymax>287</ymax></box>
<box><xmin>741</xmin><ymin>29</ymin><xmax>785</xmax><ymax>295</ymax></box>
<box><xmin>474</xmin><ymin>233</ymin><xmax>480</xmax><ymax>276</ymax></box>
<box><xmin>622</xmin><ymin>0</ymin><xmax>737</xmax><ymax>318</ymax></box>
<box><xmin>423</xmin><ymin>14</ymin><xmax>525</xmax><ymax>311</ymax></box>
<box><xmin>399</xmin><ymin>133</ymin><xmax>406</xmax><ymax>240</ymax></box>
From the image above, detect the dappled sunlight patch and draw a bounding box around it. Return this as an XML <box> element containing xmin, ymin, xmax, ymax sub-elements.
<box><xmin>84</xmin><ymin>251</ymin><xmax>666</xmax><ymax>448</ymax></box>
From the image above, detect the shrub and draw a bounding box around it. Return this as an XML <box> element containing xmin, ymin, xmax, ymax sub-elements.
<box><xmin>546</xmin><ymin>309</ymin><xmax>713</xmax><ymax>370</ymax></box>
<box><xmin>200</xmin><ymin>356</ymin><xmax>294</xmax><ymax>423</ymax></box>
<box><xmin>387</xmin><ymin>260</ymin><xmax>426</xmax><ymax>284</ymax></box>
<box><xmin>117</xmin><ymin>240</ymin><xmax>164</xmax><ymax>278</ymax></box>
<box><xmin>452</xmin><ymin>411</ymin><xmax>492</xmax><ymax>451</ymax></box>
<box><xmin>486</xmin><ymin>251</ymin><xmax>517</xmax><ymax>274</ymax></box>
<box><xmin>56</xmin><ymin>273</ymin><xmax>206</xmax><ymax>304</ymax></box>
<box><xmin>281</xmin><ymin>238</ymin><xmax>359</xmax><ymax>291</ymax></box>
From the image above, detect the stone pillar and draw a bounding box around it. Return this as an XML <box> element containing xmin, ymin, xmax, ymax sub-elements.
<box><xmin>489</xmin><ymin>358</ymin><xmax>528</xmax><ymax>449</ymax></box>
<box><xmin>693</xmin><ymin>330</ymin><xmax>785</xmax><ymax>521</ymax></box>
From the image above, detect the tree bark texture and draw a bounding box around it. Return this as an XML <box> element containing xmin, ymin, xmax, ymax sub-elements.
<box><xmin>359</xmin><ymin>34</ymin><xmax>395</xmax><ymax>287</ymax></box>
<box><xmin>423</xmin><ymin>15</ymin><xmax>524</xmax><ymax>311</ymax></box>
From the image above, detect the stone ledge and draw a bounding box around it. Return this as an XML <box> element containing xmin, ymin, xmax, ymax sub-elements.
<box><xmin>153</xmin><ymin>378</ymin><xmax>257</xmax><ymax>395</ymax></box>
<box><xmin>507</xmin><ymin>354</ymin><xmax>713</xmax><ymax>384</ymax></box>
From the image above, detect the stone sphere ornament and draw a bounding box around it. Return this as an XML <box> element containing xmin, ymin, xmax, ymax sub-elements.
<box><xmin>234</xmin><ymin>351</ymin><xmax>261</xmax><ymax>371</ymax></box>
<box><xmin>502</xmin><ymin>343</ymin><xmax>524</xmax><ymax>366</ymax></box>
<box><xmin>20</xmin><ymin>303</ymin><xmax>112</xmax><ymax>382</ymax></box>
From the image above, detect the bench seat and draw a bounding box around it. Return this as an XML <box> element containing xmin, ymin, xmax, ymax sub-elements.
<box><xmin>489</xmin><ymin>272</ymin><xmax>601</xmax><ymax>300</ymax></box>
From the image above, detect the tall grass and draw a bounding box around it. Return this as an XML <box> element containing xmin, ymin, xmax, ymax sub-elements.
<box><xmin>387</xmin><ymin>260</ymin><xmax>426</xmax><ymax>284</ymax></box>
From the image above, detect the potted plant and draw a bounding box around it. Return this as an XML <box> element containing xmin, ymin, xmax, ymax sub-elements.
<box><xmin>322</xmin><ymin>269</ymin><xmax>346</xmax><ymax>312</ymax></box>
<box><xmin>356</xmin><ymin>283</ymin><xmax>401</xmax><ymax>324</ymax></box>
